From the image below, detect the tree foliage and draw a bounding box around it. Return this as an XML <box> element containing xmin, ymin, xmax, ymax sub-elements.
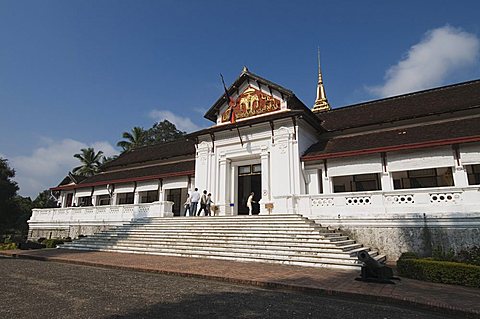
<box><xmin>147</xmin><ymin>120</ymin><xmax>186</xmax><ymax>144</ymax></box>
<box><xmin>116</xmin><ymin>120</ymin><xmax>186</xmax><ymax>153</ymax></box>
<box><xmin>72</xmin><ymin>148</ymin><xmax>104</xmax><ymax>177</ymax></box>
<box><xmin>0</xmin><ymin>157</ymin><xmax>34</xmax><ymax>237</ymax></box>
<box><xmin>32</xmin><ymin>190</ymin><xmax>58</xmax><ymax>209</ymax></box>
<box><xmin>117</xmin><ymin>126</ymin><xmax>149</xmax><ymax>152</ymax></box>
<box><xmin>0</xmin><ymin>158</ymin><xmax>20</xmax><ymax>235</ymax></box>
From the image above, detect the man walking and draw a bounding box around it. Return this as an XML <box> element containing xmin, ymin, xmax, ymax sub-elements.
<box><xmin>190</xmin><ymin>188</ymin><xmax>200</xmax><ymax>217</ymax></box>
<box><xmin>197</xmin><ymin>190</ymin><xmax>208</xmax><ymax>216</ymax></box>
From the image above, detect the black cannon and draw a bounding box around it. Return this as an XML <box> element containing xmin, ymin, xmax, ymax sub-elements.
<box><xmin>356</xmin><ymin>250</ymin><xmax>397</xmax><ymax>284</ymax></box>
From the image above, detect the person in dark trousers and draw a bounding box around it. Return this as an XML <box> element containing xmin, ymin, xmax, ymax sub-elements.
<box><xmin>197</xmin><ymin>190</ymin><xmax>208</xmax><ymax>216</ymax></box>
<box><xmin>206</xmin><ymin>193</ymin><xmax>213</xmax><ymax>216</ymax></box>
<box><xmin>190</xmin><ymin>188</ymin><xmax>200</xmax><ymax>217</ymax></box>
<box><xmin>183</xmin><ymin>193</ymin><xmax>191</xmax><ymax>216</ymax></box>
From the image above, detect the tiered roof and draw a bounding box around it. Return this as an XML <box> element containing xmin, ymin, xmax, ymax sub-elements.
<box><xmin>302</xmin><ymin>79</ymin><xmax>480</xmax><ymax>161</ymax></box>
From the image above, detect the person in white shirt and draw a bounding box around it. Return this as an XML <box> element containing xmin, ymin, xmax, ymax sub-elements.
<box><xmin>247</xmin><ymin>192</ymin><xmax>255</xmax><ymax>215</ymax></box>
<box><xmin>190</xmin><ymin>188</ymin><xmax>200</xmax><ymax>216</ymax></box>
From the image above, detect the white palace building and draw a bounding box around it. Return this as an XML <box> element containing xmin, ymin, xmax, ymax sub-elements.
<box><xmin>28</xmin><ymin>66</ymin><xmax>480</xmax><ymax>264</ymax></box>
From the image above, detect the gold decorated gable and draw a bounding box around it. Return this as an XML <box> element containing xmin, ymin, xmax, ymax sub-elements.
<box><xmin>221</xmin><ymin>86</ymin><xmax>281</xmax><ymax>122</ymax></box>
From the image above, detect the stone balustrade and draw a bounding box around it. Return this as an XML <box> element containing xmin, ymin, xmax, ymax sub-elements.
<box><xmin>27</xmin><ymin>201</ymin><xmax>174</xmax><ymax>239</ymax></box>
<box><xmin>291</xmin><ymin>186</ymin><xmax>480</xmax><ymax>218</ymax></box>
<box><xmin>30</xmin><ymin>201</ymin><xmax>174</xmax><ymax>223</ymax></box>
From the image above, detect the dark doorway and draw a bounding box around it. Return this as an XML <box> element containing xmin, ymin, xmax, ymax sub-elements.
<box><xmin>237</xmin><ymin>164</ymin><xmax>261</xmax><ymax>215</ymax></box>
<box><xmin>166</xmin><ymin>188</ymin><xmax>182</xmax><ymax>216</ymax></box>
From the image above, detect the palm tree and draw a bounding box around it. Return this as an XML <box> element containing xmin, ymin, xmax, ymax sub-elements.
<box><xmin>117</xmin><ymin>126</ymin><xmax>149</xmax><ymax>152</ymax></box>
<box><xmin>72</xmin><ymin>148</ymin><xmax>104</xmax><ymax>177</ymax></box>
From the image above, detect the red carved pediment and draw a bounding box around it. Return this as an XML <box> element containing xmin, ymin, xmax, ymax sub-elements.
<box><xmin>221</xmin><ymin>86</ymin><xmax>281</xmax><ymax>122</ymax></box>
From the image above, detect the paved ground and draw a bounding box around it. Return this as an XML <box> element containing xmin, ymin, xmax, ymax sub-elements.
<box><xmin>0</xmin><ymin>258</ymin><xmax>461</xmax><ymax>319</ymax></box>
<box><xmin>1</xmin><ymin>249</ymin><xmax>479</xmax><ymax>318</ymax></box>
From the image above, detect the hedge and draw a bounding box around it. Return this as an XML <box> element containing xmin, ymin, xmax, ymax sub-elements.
<box><xmin>43</xmin><ymin>239</ymin><xmax>69</xmax><ymax>248</ymax></box>
<box><xmin>397</xmin><ymin>257</ymin><xmax>480</xmax><ymax>288</ymax></box>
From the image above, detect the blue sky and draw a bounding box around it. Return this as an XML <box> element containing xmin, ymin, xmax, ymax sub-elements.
<box><xmin>1</xmin><ymin>0</ymin><xmax>480</xmax><ymax>197</ymax></box>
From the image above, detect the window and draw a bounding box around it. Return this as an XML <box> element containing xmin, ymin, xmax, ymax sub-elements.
<box><xmin>97</xmin><ymin>195</ymin><xmax>111</xmax><ymax>206</ymax></box>
<box><xmin>65</xmin><ymin>193</ymin><xmax>73</xmax><ymax>207</ymax></box>
<box><xmin>252</xmin><ymin>164</ymin><xmax>262</xmax><ymax>173</ymax></box>
<box><xmin>140</xmin><ymin>190</ymin><xmax>159</xmax><ymax>203</ymax></box>
<box><xmin>238</xmin><ymin>165</ymin><xmax>251</xmax><ymax>175</ymax></box>
<box><xmin>332</xmin><ymin>173</ymin><xmax>381</xmax><ymax>193</ymax></box>
<box><xmin>239</xmin><ymin>164</ymin><xmax>261</xmax><ymax>176</ymax></box>
<box><xmin>466</xmin><ymin>164</ymin><xmax>480</xmax><ymax>185</ymax></box>
<box><xmin>392</xmin><ymin>167</ymin><xmax>454</xmax><ymax>189</ymax></box>
<box><xmin>117</xmin><ymin>192</ymin><xmax>134</xmax><ymax>205</ymax></box>
<box><xmin>78</xmin><ymin>196</ymin><xmax>92</xmax><ymax>207</ymax></box>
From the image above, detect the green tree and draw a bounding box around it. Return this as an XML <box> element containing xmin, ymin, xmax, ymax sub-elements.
<box><xmin>12</xmin><ymin>196</ymin><xmax>32</xmax><ymax>235</ymax></box>
<box><xmin>147</xmin><ymin>120</ymin><xmax>185</xmax><ymax>144</ymax></box>
<box><xmin>32</xmin><ymin>190</ymin><xmax>58</xmax><ymax>209</ymax></box>
<box><xmin>72</xmin><ymin>148</ymin><xmax>104</xmax><ymax>177</ymax></box>
<box><xmin>117</xmin><ymin>126</ymin><xmax>149</xmax><ymax>152</ymax></box>
<box><xmin>0</xmin><ymin>157</ymin><xmax>28</xmax><ymax>236</ymax></box>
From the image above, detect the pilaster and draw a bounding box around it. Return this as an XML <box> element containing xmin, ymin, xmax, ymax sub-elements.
<box><xmin>259</xmin><ymin>146</ymin><xmax>271</xmax><ymax>215</ymax></box>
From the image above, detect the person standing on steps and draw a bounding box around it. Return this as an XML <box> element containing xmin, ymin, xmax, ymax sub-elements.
<box><xmin>206</xmin><ymin>193</ymin><xmax>213</xmax><ymax>216</ymax></box>
<box><xmin>183</xmin><ymin>193</ymin><xmax>191</xmax><ymax>216</ymax></box>
<box><xmin>197</xmin><ymin>190</ymin><xmax>208</xmax><ymax>216</ymax></box>
<box><xmin>190</xmin><ymin>188</ymin><xmax>200</xmax><ymax>217</ymax></box>
<box><xmin>247</xmin><ymin>192</ymin><xmax>255</xmax><ymax>215</ymax></box>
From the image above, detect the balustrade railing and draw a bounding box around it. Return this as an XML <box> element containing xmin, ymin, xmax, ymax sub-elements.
<box><xmin>292</xmin><ymin>186</ymin><xmax>480</xmax><ymax>217</ymax></box>
<box><xmin>29</xmin><ymin>201</ymin><xmax>174</xmax><ymax>223</ymax></box>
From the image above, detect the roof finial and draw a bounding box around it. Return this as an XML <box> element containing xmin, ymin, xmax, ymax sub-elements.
<box><xmin>312</xmin><ymin>48</ymin><xmax>331</xmax><ymax>113</ymax></box>
<box><xmin>242</xmin><ymin>65</ymin><xmax>249</xmax><ymax>74</ymax></box>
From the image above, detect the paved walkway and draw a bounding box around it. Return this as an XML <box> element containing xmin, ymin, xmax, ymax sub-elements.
<box><xmin>1</xmin><ymin>249</ymin><xmax>479</xmax><ymax>318</ymax></box>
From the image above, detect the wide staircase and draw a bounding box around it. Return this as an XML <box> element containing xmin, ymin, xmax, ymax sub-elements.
<box><xmin>60</xmin><ymin>214</ymin><xmax>385</xmax><ymax>270</ymax></box>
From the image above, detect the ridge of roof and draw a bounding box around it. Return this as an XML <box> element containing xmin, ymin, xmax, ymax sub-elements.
<box><xmin>336</xmin><ymin>79</ymin><xmax>480</xmax><ymax>111</ymax></box>
<box><xmin>316</xmin><ymin>78</ymin><xmax>480</xmax><ymax>131</ymax></box>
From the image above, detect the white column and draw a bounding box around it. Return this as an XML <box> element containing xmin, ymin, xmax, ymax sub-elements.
<box><xmin>381</xmin><ymin>172</ymin><xmax>393</xmax><ymax>191</ymax></box>
<box><xmin>231</xmin><ymin>164</ymin><xmax>238</xmax><ymax>216</ymax></box>
<box><xmin>134</xmin><ymin>192</ymin><xmax>140</xmax><ymax>204</ymax></box>
<box><xmin>453</xmin><ymin>167</ymin><xmax>469</xmax><ymax>187</ymax></box>
<box><xmin>111</xmin><ymin>193</ymin><xmax>117</xmax><ymax>205</ymax></box>
<box><xmin>259</xmin><ymin>147</ymin><xmax>271</xmax><ymax>215</ymax></box>
<box><xmin>217</xmin><ymin>153</ymin><xmax>230</xmax><ymax>216</ymax></box>
<box><xmin>322</xmin><ymin>169</ymin><xmax>332</xmax><ymax>194</ymax></box>
<box><xmin>451</xmin><ymin>146</ymin><xmax>469</xmax><ymax>187</ymax></box>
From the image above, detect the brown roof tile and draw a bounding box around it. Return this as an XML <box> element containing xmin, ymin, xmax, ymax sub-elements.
<box><xmin>102</xmin><ymin>138</ymin><xmax>196</xmax><ymax>170</ymax></box>
<box><xmin>317</xmin><ymin>79</ymin><xmax>480</xmax><ymax>131</ymax></box>
<box><xmin>303</xmin><ymin>117</ymin><xmax>480</xmax><ymax>160</ymax></box>
<box><xmin>70</xmin><ymin>160</ymin><xmax>195</xmax><ymax>188</ymax></box>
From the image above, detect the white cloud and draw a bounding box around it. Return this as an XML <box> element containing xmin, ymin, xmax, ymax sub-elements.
<box><xmin>369</xmin><ymin>25</ymin><xmax>480</xmax><ymax>98</ymax></box>
<box><xmin>149</xmin><ymin>109</ymin><xmax>202</xmax><ymax>132</ymax></box>
<box><xmin>9</xmin><ymin>138</ymin><xmax>117</xmax><ymax>198</ymax></box>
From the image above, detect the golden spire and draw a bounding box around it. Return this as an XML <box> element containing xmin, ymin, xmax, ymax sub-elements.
<box><xmin>312</xmin><ymin>48</ymin><xmax>331</xmax><ymax>113</ymax></box>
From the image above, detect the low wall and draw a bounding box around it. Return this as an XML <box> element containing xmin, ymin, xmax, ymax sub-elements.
<box><xmin>28</xmin><ymin>201</ymin><xmax>174</xmax><ymax>240</ymax></box>
<box><xmin>311</xmin><ymin>212</ymin><xmax>480</xmax><ymax>261</ymax></box>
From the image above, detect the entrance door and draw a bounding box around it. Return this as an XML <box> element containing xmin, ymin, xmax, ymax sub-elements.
<box><xmin>237</xmin><ymin>164</ymin><xmax>261</xmax><ymax>215</ymax></box>
<box><xmin>166</xmin><ymin>188</ymin><xmax>183</xmax><ymax>216</ymax></box>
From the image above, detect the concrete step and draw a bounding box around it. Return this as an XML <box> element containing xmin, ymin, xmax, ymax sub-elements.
<box><xmin>96</xmin><ymin>229</ymin><xmax>347</xmax><ymax>239</ymax></box>
<box><xmin>60</xmin><ymin>243</ymin><xmax>377</xmax><ymax>266</ymax></box>
<box><xmin>63</xmin><ymin>245</ymin><xmax>362</xmax><ymax>270</ymax></box>
<box><xmin>66</xmin><ymin>236</ymin><xmax>362</xmax><ymax>251</ymax></box>
<box><xmin>61</xmin><ymin>240</ymin><xmax>374</xmax><ymax>259</ymax></box>
<box><xmin>88</xmin><ymin>232</ymin><xmax>351</xmax><ymax>243</ymax></box>
<box><xmin>61</xmin><ymin>214</ymin><xmax>387</xmax><ymax>270</ymax></box>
